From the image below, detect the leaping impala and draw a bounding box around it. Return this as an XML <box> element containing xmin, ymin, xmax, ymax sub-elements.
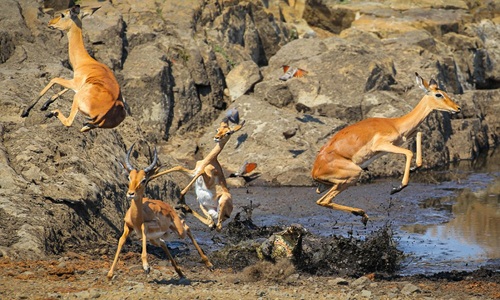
<box><xmin>311</xmin><ymin>73</ymin><xmax>461</xmax><ymax>225</ymax></box>
<box><xmin>21</xmin><ymin>5</ymin><xmax>126</xmax><ymax>132</ymax></box>
<box><xmin>150</xmin><ymin>109</ymin><xmax>245</xmax><ymax>231</ymax></box>
<box><xmin>107</xmin><ymin>144</ymin><xmax>213</xmax><ymax>280</ymax></box>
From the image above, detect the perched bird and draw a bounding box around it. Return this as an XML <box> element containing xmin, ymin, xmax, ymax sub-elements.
<box><xmin>279</xmin><ymin>65</ymin><xmax>308</xmax><ymax>81</ymax></box>
<box><xmin>283</xmin><ymin>127</ymin><xmax>298</xmax><ymax>140</ymax></box>
<box><xmin>225</xmin><ymin>107</ymin><xmax>240</xmax><ymax>124</ymax></box>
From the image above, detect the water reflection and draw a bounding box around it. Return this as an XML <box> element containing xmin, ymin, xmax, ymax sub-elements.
<box><xmin>401</xmin><ymin>174</ymin><xmax>500</xmax><ymax>272</ymax></box>
<box><xmin>441</xmin><ymin>177</ymin><xmax>500</xmax><ymax>257</ymax></box>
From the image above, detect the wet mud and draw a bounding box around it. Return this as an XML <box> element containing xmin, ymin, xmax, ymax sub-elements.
<box><xmin>183</xmin><ymin>150</ymin><xmax>499</xmax><ymax>278</ymax></box>
<box><xmin>211</xmin><ymin>211</ymin><xmax>404</xmax><ymax>277</ymax></box>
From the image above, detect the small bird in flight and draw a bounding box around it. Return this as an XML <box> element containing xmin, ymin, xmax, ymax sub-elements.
<box><xmin>279</xmin><ymin>65</ymin><xmax>308</xmax><ymax>81</ymax></box>
<box><xmin>229</xmin><ymin>160</ymin><xmax>258</xmax><ymax>182</ymax></box>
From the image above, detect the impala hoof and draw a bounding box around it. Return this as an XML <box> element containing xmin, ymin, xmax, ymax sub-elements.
<box><xmin>40</xmin><ymin>102</ymin><xmax>51</xmax><ymax>111</ymax></box>
<box><xmin>361</xmin><ymin>214</ymin><xmax>369</xmax><ymax>226</ymax></box>
<box><xmin>352</xmin><ymin>211</ymin><xmax>369</xmax><ymax>226</ymax></box>
<box><xmin>177</xmin><ymin>204</ymin><xmax>193</xmax><ymax>214</ymax></box>
<box><xmin>410</xmin><ymin>165</ymin><xmax>421</xmax><ymax>172</ymax></box>
<box><xmin>390</xmin><ymin>184</ymin><xmax>407</xmax><ymax>195</ymax></box>
<box><xmin>206</xmin><ymin>264</ymin><xmax>215</xmax><ymax>272</ymax></box>
<box><xmin>80</xmin><ymin>125</ymin><xmax>92</xmax><ymax>132</ymax></box>
<box><xmin>143</xmin><ymin>265</ymin><xmax>150</xmax><ymax>274</ymax></box>
<box><xmin>21</xmin><ymin>109</ymin><xmax>30</xmax><ymax>118</ymax></box>
<box><xmin>45</xmin><ymin>111</ymin><xmax>58</xmax><ymax>118</ymax></box>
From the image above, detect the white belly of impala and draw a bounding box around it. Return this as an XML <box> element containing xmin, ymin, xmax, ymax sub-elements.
<box><xmin>194</xmin><ymin>176</ymin><xmax>219</xmax><ymax>219</ymax></box>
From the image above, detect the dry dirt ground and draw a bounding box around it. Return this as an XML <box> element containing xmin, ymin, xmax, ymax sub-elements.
<box><xmin>0</xmin><ymin>251</ymin><xmax>499</xmax><ymax>300</ymax></box>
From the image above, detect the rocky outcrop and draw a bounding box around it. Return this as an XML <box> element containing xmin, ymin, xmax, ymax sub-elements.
<box><xmin>0</xmin><ymin>0</ymin><xmax>498</xmax><ymax>258</ymax></box>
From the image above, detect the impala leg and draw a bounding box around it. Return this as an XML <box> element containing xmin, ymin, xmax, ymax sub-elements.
<box><xmin>22</xmin><ymin>77</ymin><xmax>74</xmax><ymax>117</ymax></box>
<box><xmin>199</xmin><ymin>203</ymin><xmax>217</xmax><ymax>229</ymax></box>
<box><xmin>215</xmin><ymin>194</ymin><xmax>233</xmax><ymax>231</ymax></box>
<box><xmin>152</xmin><ymin>239</ymin><xmax>185</xmax><ymax>278</ymax></box>
<box><xmin>107</xmin><ymin>224</ymin><xmax>131</xmax><ymax>280</ymax></box>
<box><xmin>139</xmin><ymin>223</ymin><xmax>150</xmax><ymax>274</ymax></box>
<box><xmin>47</xmin><ymin>93</ymin><xmax>80</xmax><ymax>128</ymax></box>
<box><xmin>184</xmin><ymin>223</ymin><xmax>214</xmax><ymax>270</ymax></box>
<box><xmin>410</xmin><ymin>132</ymin><xmax>422</xmax><ymax>172</ymax></box>
<box><xmin>178</xmin><ymin>203</ymin><xmax>215</xmax><ymax>228</ymax></box>
<box><xmin>313</xmin><ymin>158</ymin><xmax>368</xmax><ymax>224</ymax></box>
<box><xmin>316</xmin><ymin>182</ymin><xmax>369</xmax><ymax>225</ymax></box>
<box><xmin>149</xmin><ymin>166</ymin><xmax>192</xmax><ymax>181</ymax></box>
<box><xmin>170</xmin><ymin>215</ymin><xmax>213</xmax><ymax>270</ymax></box>
<box><xmin>41</xmin><ymin>88</ymin><xmax>70</xmax><ymax>111</ymax></box>
<box><xmin>180</xmin><ymin>173</ymin><xmax>202</xmax><ymax>196</ymax></box>
<box><xmin>375</xmin><ymin>143</ymin><xmax>414</xmax><ymax>195</ymax></box>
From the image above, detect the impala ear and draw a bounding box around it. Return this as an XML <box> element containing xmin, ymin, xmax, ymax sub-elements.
<box><xmin>428</xmin><ymin>78</ymin><xmax>439</xmax><ymax>89</ymax></box>
<box><xmin>70</xmin><ymin>5</ymin><xmax>80</xmax><ymax>17</ymax></box>
<box><xmin>117</xmin><ymin>160</ymin><xmax>131</xmax><ymax>174</ymax></box>
<box><xmin>415</xmin><ymin>72</ymin><xmax>430</xmax><ymax>93</ymax></box>
<box><xmin>231</xmin><ymin>120</ymin><xmax>245</xmax><ymax>133</ymax></box>
<box><xmin>80</xmin><ymin>6</ymin><xmax>100</xmax><ymax>18</ymax></box>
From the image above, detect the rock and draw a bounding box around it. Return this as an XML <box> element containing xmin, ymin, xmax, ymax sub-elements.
<box><xmin>198</xmin><ymin>97</ymin><xmax>345</xmax><ymax>186</ymax></box>
<box><xmin>329</xmin><ymin>277</ymin><xmax>349</xmax><ymax>286</ymax></box>
<box><xmin>360</xmin><ymin>289</ymin><xmax>372</xmax><ymax>298</ymax></box>
<box><xmin>401</xmin><ymin>283</ymin><xmax>421</xmax><ymax>295</ymax></box>
<box><xmin>302</xmin><ymin>0</ymin><xmax>356</xmax><ymax>34</ymax></box>
<box><xmin>351</xmin><ymin>276</ymin><xmax>371</xmax><ymax>288</ymax></box>
<box><xmin>226</xmin><ymin>61</ymin><xmax>262</xmax><ymax>101</ymax></box>
<box><xmin>0</xmin><ymin>32</ymin><xmax>15</xmax><ymax>64</ymax></box>
<box><xmin>82</xmin><ymin>3</ymin><xmax>125</xmax><ymax>69</ymax></box>
<box><xmin>257</xmin><ymin>224</ymin><xmax>306</xmax><ymax>261</ymax></box>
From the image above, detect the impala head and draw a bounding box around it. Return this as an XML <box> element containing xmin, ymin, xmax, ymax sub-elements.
<box><xmin>122</xmin><ymin>144</ymin><xmax>159</xmax><ymax>201</ymax></box>
<box><xmin>214</xmin><ymin>119</ymin><xmax>245</xmax><ymax>144</ymax></box>
<box><xmin>48</xmin><ymin>5</ymin><xmax>100</xmax><ymax>31</ymax></box>
<box><xmin>415</xmin><ymin>72</ymin><xmax>461</xmax><ymax>114</ymax></box>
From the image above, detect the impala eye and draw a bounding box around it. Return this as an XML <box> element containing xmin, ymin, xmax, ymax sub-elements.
<box><xmin>435</xmin><ymin>93</ymin><xmax>443</xmax><ymax>98</ymax></box>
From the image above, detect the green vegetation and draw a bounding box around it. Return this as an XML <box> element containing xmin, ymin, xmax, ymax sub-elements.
<box><xmin>213</xmin><ymin>44</ymin><xmax>235</xmax><ymax>68</ymax></box>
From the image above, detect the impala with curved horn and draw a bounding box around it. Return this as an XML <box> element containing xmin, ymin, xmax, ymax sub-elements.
<box><xmin>107</xmin><ymin>144</ymin><xmax>213</xmax><ymax>280</ymax></box>
<box><xmin>150</xmin><ymin>109</ymin><xmax>245</xmax><ymax>231</ymax></box>
<box><xmin>21</xmin><ymin>5</ymin><xmax>126</xmax><ymax>132</ymax></box>
<box><xmin>311</xmin><ymin>72</ymin><xmax>461</xmax><ymax>225</ymax></box>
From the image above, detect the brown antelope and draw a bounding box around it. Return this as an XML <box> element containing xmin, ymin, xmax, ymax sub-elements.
<box><xmin>150</xmin><ymin>111</ymin><xmax>245</xmax><ymax>231</ymax></box>
<box><xmin>107</xmin><ymin>144</ymin><xmax>213</xmax><ymax>280</ymax></box>
<box><xmin>21</xmin><ymin>5</ymin><xmax>126</xmax><ymax>132</ymax></box>
<box><xmin>311</xmin><ymin>73</ymin><xmax>461</xmax><ymax>225</ymax></box>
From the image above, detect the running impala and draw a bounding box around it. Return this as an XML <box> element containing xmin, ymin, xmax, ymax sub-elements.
<box><xmin>107</xmin><ymin>144</ymin><xmax>213</xmax><ymax>280</ymax></box>
<box><xmin>21</xmin><ymin>5</ymin><xmax>126</xmax><ymax>132</ymax></box>
<box><xmin>311</xmin><ymin>73</ymin><xmax>461</xmax><ymax>225</ymax></box>
<box><xmin>150</xmin><ymin>110</ymin><xmax>245</xmax><ymax>231</ymax></box>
